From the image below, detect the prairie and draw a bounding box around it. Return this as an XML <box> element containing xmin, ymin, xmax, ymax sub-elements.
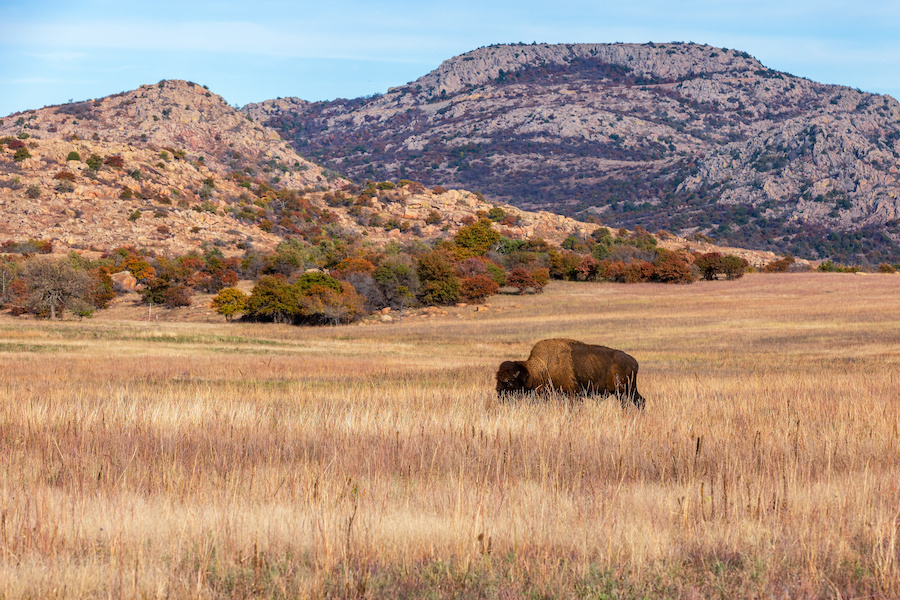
<box><xmin>0</xmin><ymin>273</ymin><xmax>898</xmax><ymax>598</ymax></box>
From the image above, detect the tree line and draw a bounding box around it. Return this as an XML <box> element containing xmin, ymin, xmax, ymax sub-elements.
<box><xmin>0</xmin><ymin>219</ymin><xmax>754</xmax><ymax>323</ymax></box>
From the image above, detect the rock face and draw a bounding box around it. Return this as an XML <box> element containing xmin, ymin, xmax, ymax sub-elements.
<box><xmin>247</xmin><ymin>42</ymin><xmax>900</xmax><ymax>263</ymax></box>
<box><xmin>110</xmin><ymin>271</ymin><xmax>138</xmax><ymax>291</ymax></box>
<box><xmin>324</xmin><ymin>183</ymin><xmax>598</xmax><ymax>246</ymax></box>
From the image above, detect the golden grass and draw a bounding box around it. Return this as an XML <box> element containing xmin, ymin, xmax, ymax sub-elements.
<box><xmin>1</xmin><ymin>272</ymin><xmax>899</xmax><ymax>598</ymax></box>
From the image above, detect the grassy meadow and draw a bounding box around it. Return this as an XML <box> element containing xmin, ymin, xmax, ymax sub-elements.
<box><xmin>0</xmin><ymin>272</ymin><xmax>898</xmax><ymax>598</ymax></box>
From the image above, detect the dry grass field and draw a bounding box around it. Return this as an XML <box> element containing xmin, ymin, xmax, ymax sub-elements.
<box><xmin>0</xmin><ymin>272</ymin><xmax>898</xmax><ymax>598</ymax></box>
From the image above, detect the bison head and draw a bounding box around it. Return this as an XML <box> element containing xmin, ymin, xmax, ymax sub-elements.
<box><xmin>496</xmin><ymin>360</ymin><xmax>529</xmax><ymax>395</ymax></box>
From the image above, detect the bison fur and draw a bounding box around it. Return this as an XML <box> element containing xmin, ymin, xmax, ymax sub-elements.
<box><xmin>496</xmin><ymin>338</ymin><xmax>645</xmax><ymax>408</ymax></box>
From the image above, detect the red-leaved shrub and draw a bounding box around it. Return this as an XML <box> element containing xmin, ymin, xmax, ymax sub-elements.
<box><xmin>460</xmin><ymin>275</ymin><xmax>499</xmax><ymax>303</ymax></box>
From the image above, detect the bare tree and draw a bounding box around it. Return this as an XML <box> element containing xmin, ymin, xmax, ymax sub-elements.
<box><xmin>0</xmin><ymin>259</ymin><xmax>19</xmax><ymax>307</ymax></box>
<box><xmin>21</xmin><ymin>258</ymin><xmax>89</xmax><ymax>319</ymax></box>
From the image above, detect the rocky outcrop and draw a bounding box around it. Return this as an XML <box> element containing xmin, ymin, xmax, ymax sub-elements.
<box><xmin>326</xmin><ymin>184</ymin><xmax>599</xmax><ymax>246</ymax></box>
<box><xmin>110</xmin><ymin>271</ymin><xmax>138</xmax><ymax>291</ymax></box>
<box><xmin>406</xmin><ymin>42</ymin><xmax>763</xmax><ymax>99</ymax></box>
<box><xmin>2</xmin><ymin>80</ymin><xmax>334</xmax><ymax>191</ymax></box>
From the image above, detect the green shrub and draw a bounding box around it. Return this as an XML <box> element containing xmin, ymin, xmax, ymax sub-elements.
<box><xmin>194</xmin><ymin>200</ymin><xmax>217</xmax><ymax>214</ymax></box>
<box><xmin>485</xmin><ymin>262</ymin><xmax>507</xmax><ymax>287</ymax></box>
<box><xmin>245</xmin><ymin>275</ymin><xmax>298</xmax><ymax>323</ymax></box>
<box><xmin>294</xmin><ymin>271</ymin><xmax>342</xmax><ymax>294</ymax></box>
<box><xmin>487</xmin><ymin>207</ymin><xmax>506</xmax><ymax>221</ymax></box>
<box><xmin>623</xmin><ymin>226</ymin><xmax>657</xmax><ymax>251</ymax></box>
<box><xmin>720</xmin><ymin>255</ymin><xmax>749</xmax><ymax>279</ymax></box>
<box><xmin>420</xmin><ymin>278</ymin><xmax>460</xmax><ymax>305</ymax></box>
<box><xmin>66</xmin><ymin>151</ymin><xmax>82</xmax><ymax>162</ymax></box>
<box><xmin>25</xmin><ymin>185</ymin><xmax>40</xmax><ymax>199</ymax></box>
<box><xmin>13</xmin><ymin>148</ymin><xmax>31</xmax><ymax>162</ymax></box>
<box><xmin>453</xmin><ymin>218</ymin><xmax>500</xmax><ymax>258</ymax></box>
<box><xmin>416</xmin><ymin>250</ymin><xmax>460</xmax><ymax>305</ymax></box>
<box><xmin>85</xmin><ymin>154</ymin><xmax>103</xmax><ymax>171</ymax></box>
<box><xmin>694</xmin><ymin>252</ymin><xmax>724</xmax><ymax>280</ymax></box>
<box><xmin>374</xmin><ymin>260</ymin><xmax>419</xmax><ymax>309</ymax></box>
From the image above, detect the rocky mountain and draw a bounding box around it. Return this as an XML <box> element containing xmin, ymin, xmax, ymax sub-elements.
<box><xmin>245</xmin><ymin>42</ymin><xmax>900</xmax><ymax>263</ymax></box>
<box><xmin>0</xmin><ymin>80</ymin><xmax>343</xmax><ymax>255</ymax></box>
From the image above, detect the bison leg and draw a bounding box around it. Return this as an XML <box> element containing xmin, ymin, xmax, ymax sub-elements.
<box><xmin>615</xmin><ymin>374</ymin><xmax>645</xmax><ymax>410</ymax></box>
<box><xmin>623</xmin><ymin>389</ymin><xmax>645</xmax><ymax>410</ymax></box>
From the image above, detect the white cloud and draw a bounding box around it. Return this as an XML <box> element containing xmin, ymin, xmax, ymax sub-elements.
<box><xmin>6</xmin><ymin>18</ymin><xmax>453</xmax><ymax>63</ymax></box>
<box><xmin>22</xmin><ymin>51</ymin><xmax>88</xmax><ymax>62</ymax></box>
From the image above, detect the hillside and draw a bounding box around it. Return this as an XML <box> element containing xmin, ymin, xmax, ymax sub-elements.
<box><xmin>0</xmin><ymin>80</ymin><xmax>339</xmax><ymax>255</ymax></box>
<box><xmin>245</xmin><ymin>42</ymin><xmax>900</xmax><ymax>263</ymax></box>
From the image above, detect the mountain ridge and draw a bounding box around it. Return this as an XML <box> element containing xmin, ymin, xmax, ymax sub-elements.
<box><xmin>246</xmin><ymin>42</ymin><xmax>900</xmax><ymax>263</ymax></box>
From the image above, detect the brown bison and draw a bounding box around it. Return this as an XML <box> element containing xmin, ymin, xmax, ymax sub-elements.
<box><xmin>496</xmin><ymin>338</ymin><xmax>645</xmax><ymax>408</ymax></box>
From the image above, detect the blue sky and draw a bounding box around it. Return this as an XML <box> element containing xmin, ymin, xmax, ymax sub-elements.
<box><xmin>2</xmin><ymin>0</ymin><xmax>898</xmax><ymax>117</ymax></box>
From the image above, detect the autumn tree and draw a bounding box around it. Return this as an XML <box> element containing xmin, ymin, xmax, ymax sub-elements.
<box><xmin>140</xmin><ymin>256</ymin><xmax>196</xmax><ymax>307</ymax></box>
<box><xmin>453</xmin><ymin>218</ymin><xmax>500</xmax><ymax>259</ymax></box>
<box><xmin>245</xmin><ymin>275</ymin><xmax>298</xmax><ymax>323</ymax></box>
<box><xmin>694</xmin><ymin>252</ymin><xmax>724</xmax><ymax>280</ymax></box>
<box><xmin>211</xmin><ymin>287</ymin><xmax>248</xmax><ymax>321</ymax></box>
<box><xmin>416</xmin><ymin>249</ymin><xmax>460</xmax><ymax>305</ymax></box>
<box><xmin>531</xmin><ymin>267</ymin><xmax>550</xmax><ymax>292</ymax></box>
<box><xmin>294</xmin><ymin>273</ymin><xmax>365</xmax><ymax>325</ymax></box>
<box><xmin>87</xmin><ymin>267</ymin><xmax>116</xmax><ymax>309</ymax></box>
<box><xmin>20</xmin><ymin>258</ymin><xmax>90</xmax><ymax>319</ymax></box>
<box><xmin>460</xmin><ymin>275</ymin><xmax>498</xmax><ymax>303</ymax></box>
<box><xmin>763</xmin><ymin>255</ymin><xmax>795</xmax><ymax>273</ymax></box>
<box><xmin>652</xmin><ymin>251</ymin><xmax>695</xmax><ymax>284</ymax></box>
<box><xmin>243</xmin><ymin>272</ymin><xmax>364</xmax><ymax>325</ymax></box>
<box><xmin>507</xmin><ymin>268</ymin><xmax>536</xmax><ymax>293</ymax></box>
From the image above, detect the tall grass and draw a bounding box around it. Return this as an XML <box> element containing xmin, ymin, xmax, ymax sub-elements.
<box><xmin>0</xmin><ymin>273</ymin><xmax>898</xmax><ymax>597</ymax></box>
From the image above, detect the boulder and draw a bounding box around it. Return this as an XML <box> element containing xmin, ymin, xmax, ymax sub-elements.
<box><xmin>111</xmin><ymin>270</ymin><xmax>138</xmax><ymax>292</ymax></box>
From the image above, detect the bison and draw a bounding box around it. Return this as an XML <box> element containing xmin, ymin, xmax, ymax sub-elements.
<box><xmin>496</xmin><ymin>338</ymin><xmax>645</xmax><ymax>408</ymax></box>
